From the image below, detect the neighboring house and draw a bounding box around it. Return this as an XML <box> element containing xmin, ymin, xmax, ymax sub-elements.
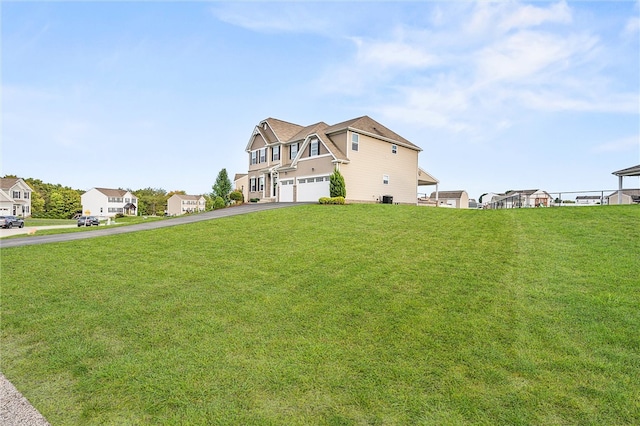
<box><xmin>606</xmin><ymin>189</ymin><xmax>640</xmax><ymax>205</ymax></box>
<box><xmin>478</xmin><ymin>192</ymin><xmax>500</xmax><ymax>208</ymax></box>
<box><xmin>166</xmin><ymin>194</ymin><xmax>206</xmax><ymax>216</ymax></box>
<box><xmin>509</xmin><ymin>189</ymin><xmax>552</xmax><ymax>207</ymax></box>
<box><xmin>245</xmin><ymin>116</ymin><xmax>427</xmax><ymax>204</ymax></box>
<box><xmin>0</xmin><ymin>178</ymin><xmax>32</xmax><ymax>217</ymax></box>
<box><xmin>234</xmin><ymin>173</ymin><xmax>248</xmax><ymax>203</ymax></box>
<box><xmin>489</xmin><ymin>189</ymin><xmax>551</xmax><ymax>208</ymax></box>
<box><xmin>576</xmin><ymin>195</ymin><xmax>606</xmax><ymax>205</ymax></box>
<box><xmin>81</xmin><ymin>188</ymin><xmax>138</xmax><ymax>218</ymax></box>
<box><xmin>429</xmin><ymin>190</ymin><xmax>469</xmax><ymax>208</ymax></box>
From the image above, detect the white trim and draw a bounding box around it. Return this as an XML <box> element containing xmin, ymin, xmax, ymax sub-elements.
<box><xmin>291</xmin><ymin>133</ymin><xmax>338</xmax><ymax>167</ymax></box>
<box><xmin>297</xmin><ymin>153</ymin><xmax>333</xmax><ymax>163</ymax></box>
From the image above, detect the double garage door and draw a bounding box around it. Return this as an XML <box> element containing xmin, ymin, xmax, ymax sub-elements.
<box><xmin>279</xmin><ymin>176</ymin><xmax>330</xmax><ymax>202</ymax></box>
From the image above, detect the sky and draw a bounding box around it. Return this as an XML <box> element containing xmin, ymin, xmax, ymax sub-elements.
<box><xmin>2</xmin><ymin>0</ymin><xmax>639</xmax><ymax>200</ymax></box>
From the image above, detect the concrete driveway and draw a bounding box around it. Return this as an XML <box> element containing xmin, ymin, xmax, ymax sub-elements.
<box><xmin>0</xmin><ymin>202</ymin><xmax>300</xmax><ymax>249</ymax></box>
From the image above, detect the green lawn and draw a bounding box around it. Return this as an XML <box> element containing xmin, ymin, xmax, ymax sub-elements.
<box><xmin>24</xmin><ymin>218</ymin><xmax>77</xmax><ymax>227</ymax></box>
<box><xmin>2</xmin><ymin>205</ymin><xmax>638</xmax><ymax>425</ymax></box>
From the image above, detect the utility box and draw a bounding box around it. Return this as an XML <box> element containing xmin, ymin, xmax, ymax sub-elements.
<box><xmin>382</xmin><ymin>195</ymin><xmax>393</xmax><ymax>204</ymax></box>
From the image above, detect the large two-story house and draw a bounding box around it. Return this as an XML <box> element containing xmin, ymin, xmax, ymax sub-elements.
<box><xmin>245</xmin><ymin>116</ymin><xmax>428</xmax><ymax>204</ymax></box>
<box><xmin>81</xmin><ymin>188</ymin><xmax>137</xmax><ymax>218</ymax></box>
<box><xmin>0</xmin><ymin>178</ymin><xmax>32</xmax><ymax>217</ymax></box>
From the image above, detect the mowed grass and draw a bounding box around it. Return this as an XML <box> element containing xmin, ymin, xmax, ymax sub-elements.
<box><xmin>1</xmin><ymin>204</ymin><xmax>638</xmax><ymax>425</ymax></box>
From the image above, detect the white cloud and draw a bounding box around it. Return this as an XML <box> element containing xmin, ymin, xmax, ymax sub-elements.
<box><xmin>467</xmin><ymin>1</ymin><xmax>572</xmax><ymax>36</ymax></box>
<box><xmin>623</xmin><ymin>16</ymin><xmax>640</xmax><ymax>37</ymax></box>
<box><xmin>352</xmin><ymin>37</ymin><xmax>439</xmax><ymax>70</ymax></box>
<box><xmin>474</xmin><ymin>30</ymin><xmax>598</xmax><ymax>84</ymax></box>
<box><xmin>498</xmin><ymin>1</ymin><xmax>572</xmax><ymax>33</ymax></box>
<box><xmin>210</xmin><ymin>3</ymin><xmax>336</xmax><ymax>35</ymax></box>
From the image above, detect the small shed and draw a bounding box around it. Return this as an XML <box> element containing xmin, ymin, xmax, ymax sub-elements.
<box><xmin>429</xmin><ymin>190</ymin><xmax>469</xmax><ymax>208</ymax></box>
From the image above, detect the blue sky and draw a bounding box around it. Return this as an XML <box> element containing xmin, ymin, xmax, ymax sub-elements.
<box><xmin>3</xmin><ymin>1</ymin><xmax>639</xmax><ymax>200</ymax></box>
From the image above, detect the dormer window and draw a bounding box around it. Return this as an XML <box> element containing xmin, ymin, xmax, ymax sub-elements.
<box><xmin>263</xmin><ymin>123</ymin><xmax>267</xmax><ymax>130</ymax></box>
<box><xmin>351</xmin><ymin>133</ymin><xmax>359</xmax><ymax>151</ymax></box>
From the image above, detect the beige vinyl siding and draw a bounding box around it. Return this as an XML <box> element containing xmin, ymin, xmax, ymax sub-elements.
<box><xmin>330</xmin><ymin>131</ymin><xmax>348</xmax><ymax>156</ymax></box>
<box><xmin>341</xmin><ymin>133</ymin><xmax>418</xmax><ymax>204</ymax></box>
<box><xmin>249</xmin><ymin>134</ymin><xmax>268</xmax><ymax>172</ymax></box>
<box><xmin>295</xmin><ymin>156</ymin><xmax>335</xmax><ymax>176</ymax></box>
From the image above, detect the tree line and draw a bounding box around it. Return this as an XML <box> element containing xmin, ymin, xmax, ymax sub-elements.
<box><xmin>4</xmin><ymin>169</ymin><xmax>239</xmax><ymax>219</ymax></box>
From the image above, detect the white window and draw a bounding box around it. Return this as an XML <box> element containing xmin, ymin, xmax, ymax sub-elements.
<box><xmin>250</xmin><ymin>178</ymin><xmax>257</xmax><ymax>192</ymax></box>
<box><xmin>383</xmin><ymin>174</ymin><xmax>389</xmax><ymax>185</ymax></box>
<box><xmin>290</xmin><ymin>143</ymin><xmax>298</xmax><ymax>160</ymax></box>
<box><xmin>251</xmin><ymin>151</ymin><xmax>257</xmax><ymax>165</ymax></box>
<box><xmin>260</xmin><ymin>148</ymin><xmax>266</xmax><ymax>163</ymax></box>
<box><xmin>259</xmin><ymin>177</ymin><xmax>264</xmax><ymax>191</ymax></box>
<box><xmin>272</xmin><ymin>146</ymin><xmax>280</xmax><ymax>161</ymax></box>
<box><xmin>351</xmin><ymin>133</ymin><xmax>359</xmax><ymax>151</ymax></box>
<box><xmin>392</xmin><ymin>144</ymin><xmax>397</xmax><ymax>154</ymax></box>
<box><xmin>310</xmin><ymin>139</ymin><xmax>319</xmax><ymax>156</ymax></box>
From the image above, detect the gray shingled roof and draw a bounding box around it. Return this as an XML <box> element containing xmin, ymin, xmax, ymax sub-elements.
<box><xmin>430</xmin><ymin>190</ymin><xmax>466</xmax><ymax>198</ymax></box>
<box><xmin>257</xmin><ymin>115</ymin><xmax>420</xmax><ymax>162</ymax></box>
<box><xmin>0</xmin><ymin>178</ymin><xmax>20</xmax><ymax>190</ymax></box>
<box><xmin>94</xmin><ymin>188</ymin><xmax>128</xmax><ymax>197</ymax></box>
<box><xmin>287</xmin><ymin>122</ymin><xmax>329</xmax><ymax>142</ymax></box>
<box><xmin>324</xmin><ymin>116</ymin><xmax>420</xmax><ymax>150</ymax></box>
<box><xmin>172</xmin><ymin>194</ymin><xmax>203</xmax><ymax>201</ymax></box>
<box><xmin>264</xmin><ymin>118</ymin><xmax>304</xmax><ymax>142</ymax></box>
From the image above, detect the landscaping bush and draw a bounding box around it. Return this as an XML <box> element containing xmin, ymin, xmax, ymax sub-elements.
<box><xmin>319</xmin><ymin>196</ymin><xmax>345</xmax><ymax>205</ymax></box>
<box><xmin>229</xmin><ymin>190</ymin><xmax>244</xmax><ymax>203</ymax></box>
<box><xmin>330</xmin><ymin>169</ymin><xmax>346</xmax><ymax>198</ymax></box>
<box><xmin>213</xmin><ymin>196</ymin><xmax>226</xmax><ymax>209</ymax></box>
<box><xmin>250</xmin><ymin>198</ymin><xmax>260</xmax><ymax>203</ymax></box>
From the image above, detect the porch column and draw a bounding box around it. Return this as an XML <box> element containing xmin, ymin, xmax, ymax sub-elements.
<box><xmin>618</xmin><ymin>175</ymin><xmax>622</xmax><ymax>205</ymax></box>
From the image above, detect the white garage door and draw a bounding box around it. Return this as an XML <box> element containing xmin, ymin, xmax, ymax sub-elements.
<box><xmin>279</xmin><ymin>179</ymin><xmax>294</xmax><ymax>202</ymax></box>
<box><xmin>297</xmin><ymin>176</ymin><xmax>330</xmax><ymax>202</ymax></box>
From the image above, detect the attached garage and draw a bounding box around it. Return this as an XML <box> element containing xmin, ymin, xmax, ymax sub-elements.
<box><xmin>296</xmin><ymin>176</ymin><xmax>330</xmax><ymax>202</ymax></box>
<box><xmin>279</xmin><ymin>179</ymin><xmax>294</xmax><ymax>202</ymax></box>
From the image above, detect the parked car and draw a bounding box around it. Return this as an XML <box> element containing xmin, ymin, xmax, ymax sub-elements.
<box><xmin>0</xmin><ymin>215</ymin><xmax>25</xmax><ymax>229</ymax></box>
<box><xmin>77</xmin><ymin>216</ymin><xmax>100</xmax><ymax>227</ymax></box>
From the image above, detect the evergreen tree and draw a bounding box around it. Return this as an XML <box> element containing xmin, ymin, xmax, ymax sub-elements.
<box><xmin>330</xmin><ymin>169</ymin><xmax>346</xmax><ymax>198</ymax></box>
<box><xmin>212</xmin><ymin>168</ymin><xmax>232</xmax><ymax>204</ymax></box>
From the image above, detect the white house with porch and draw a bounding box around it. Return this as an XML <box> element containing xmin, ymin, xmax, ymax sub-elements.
<box><xmin>81</xmin><ymin>188</ymin><xmax>138</xmax><ymax>218</ymax></box>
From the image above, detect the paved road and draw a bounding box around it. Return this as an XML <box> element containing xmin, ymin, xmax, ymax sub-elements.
<box><xmin>0</xmin><ymin>202</ymin><xmax>299</xmax><ymax>249</ymax></box>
